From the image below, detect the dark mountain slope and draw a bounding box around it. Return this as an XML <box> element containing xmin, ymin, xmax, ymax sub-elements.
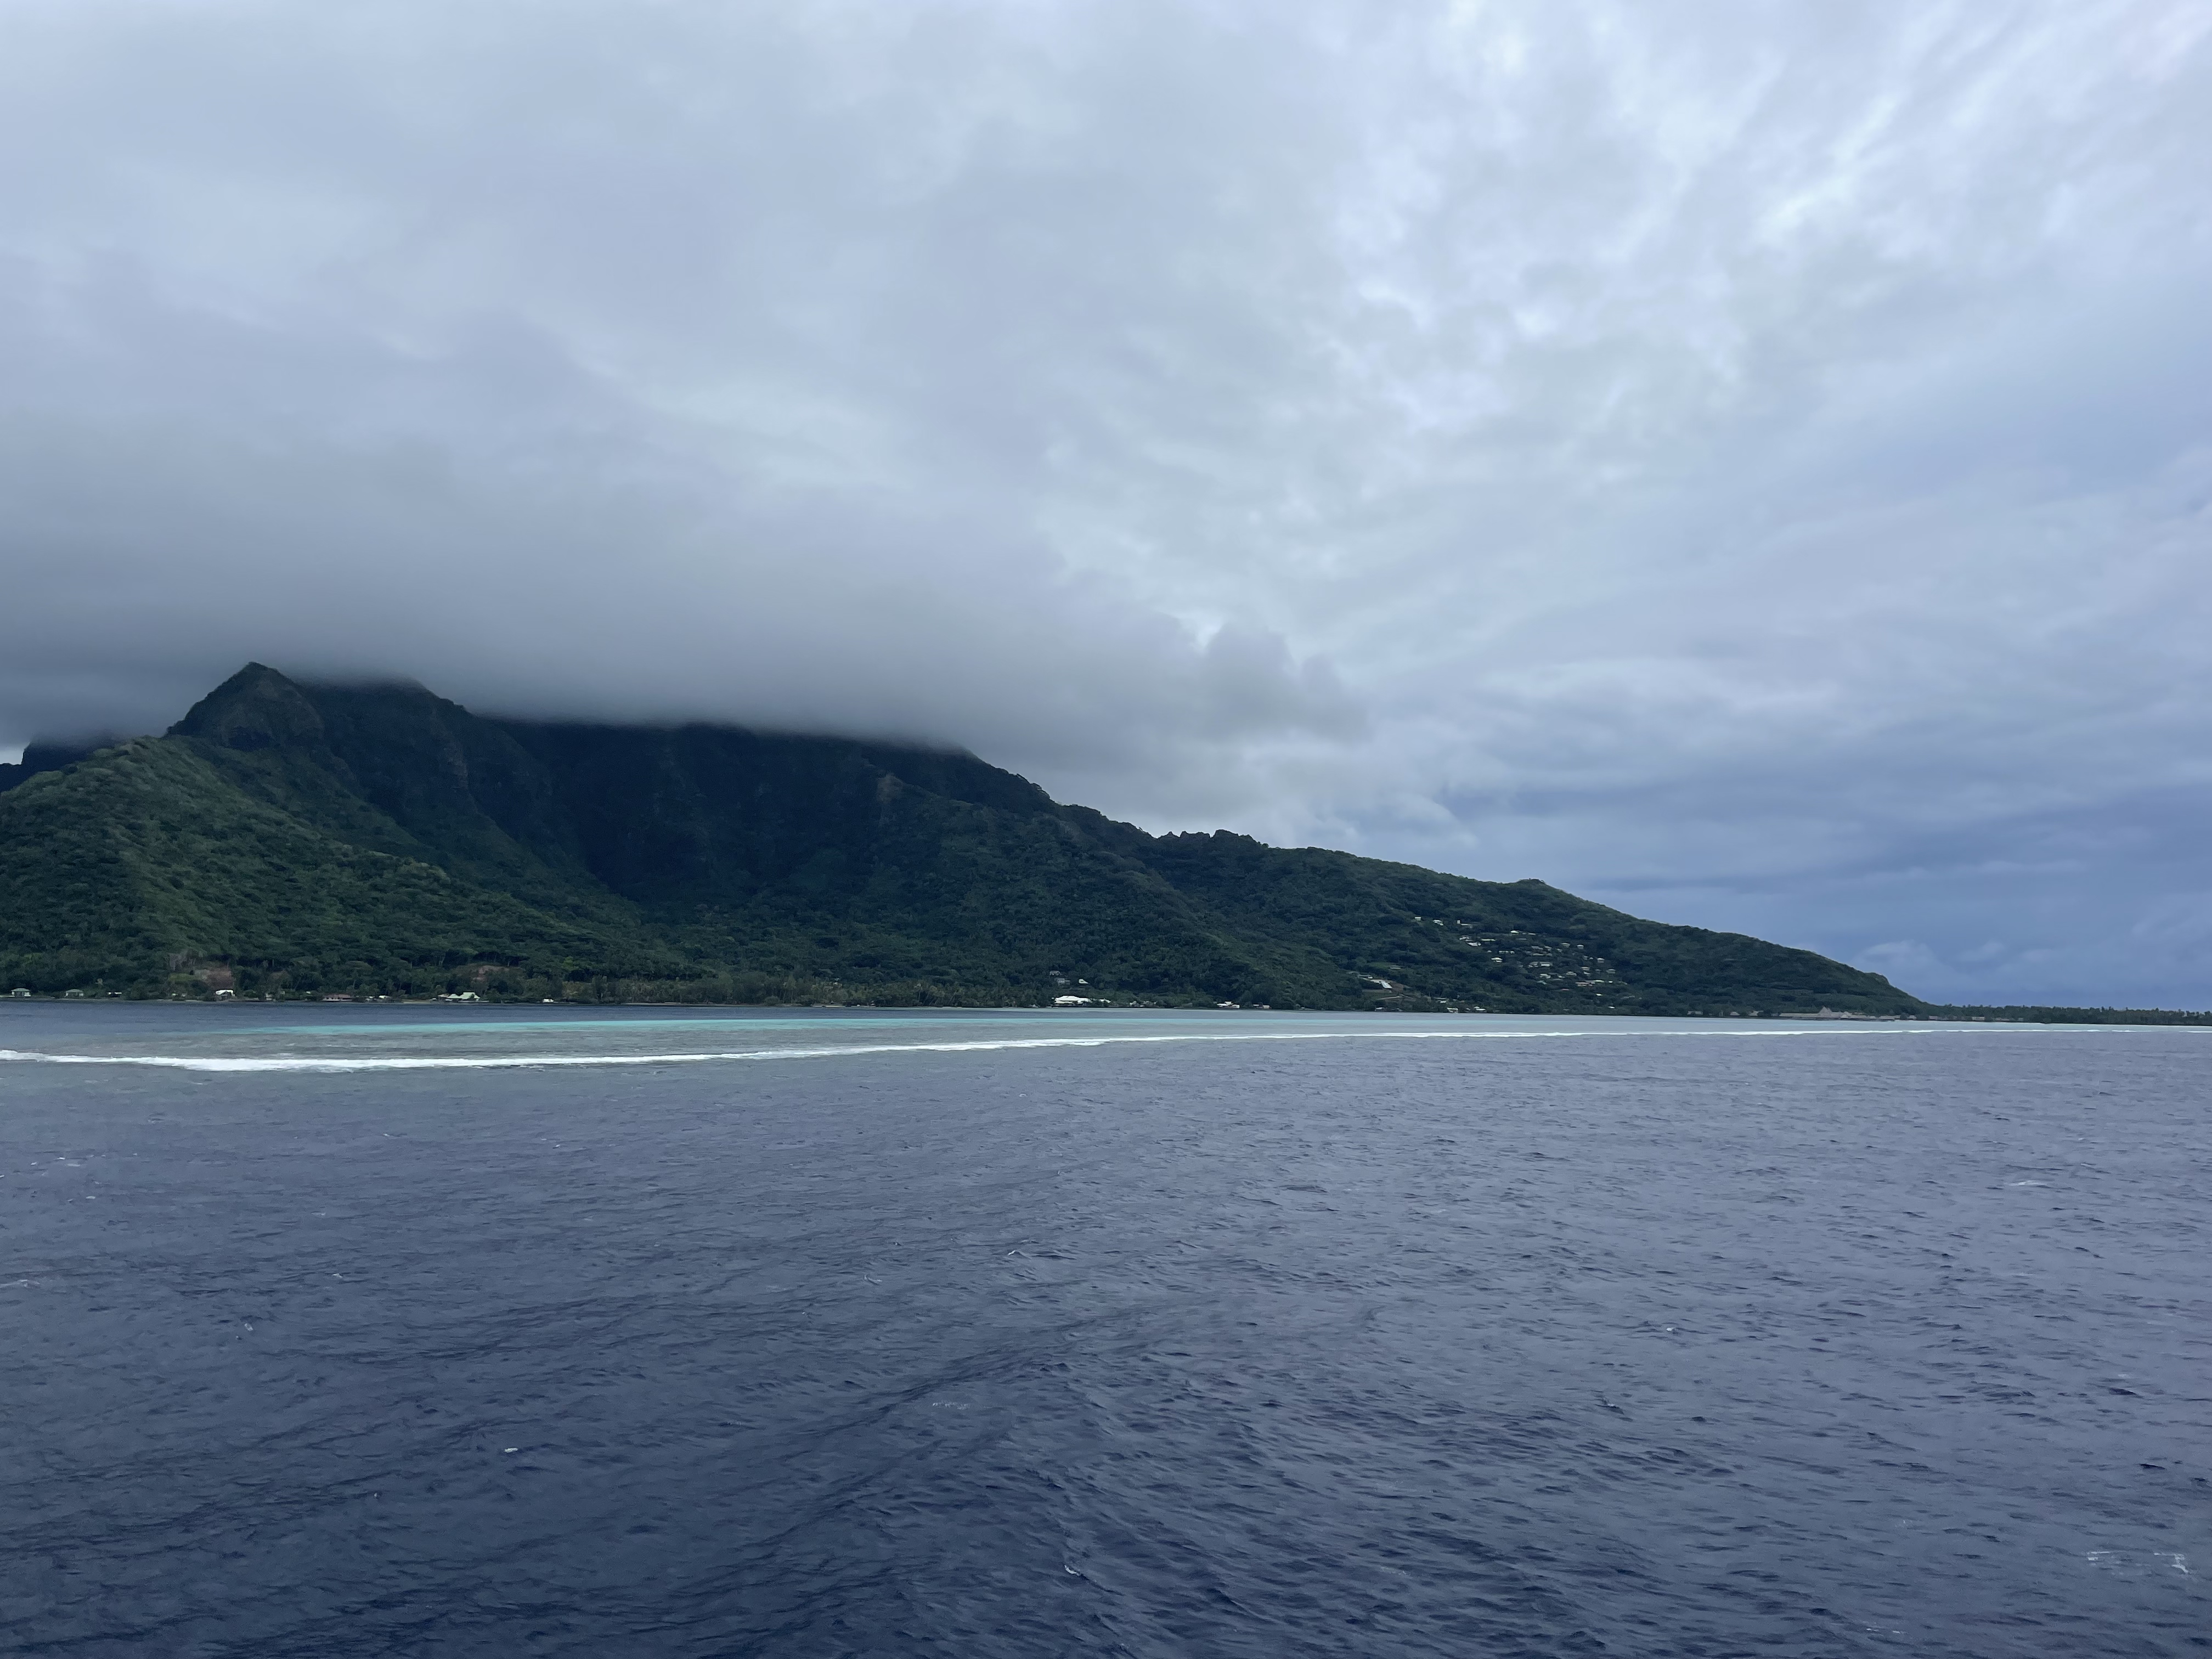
<box><xmin>0</xmin><ymin>664</ymin><xmax>1923</xmax><ymax>1012</ymax></box>
<box><xmin>0</xmin><ymin>735</ymin><xmax>639</xmax><ymax>996</ymax></box>
<box><xmin>0</xmin><ymin>738</ymin><xmax>118</xmax><ymax>797</ymax></box>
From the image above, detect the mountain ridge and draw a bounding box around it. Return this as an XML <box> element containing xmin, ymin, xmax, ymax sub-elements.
<box><xmin>4</xmin><ymin>663</ymin><xmax>1932</xmax><ymax>1013</ymax></box>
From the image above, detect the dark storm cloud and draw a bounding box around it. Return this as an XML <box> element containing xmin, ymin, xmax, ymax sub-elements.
<box><xmin>1</xmin><ymin>0</ymin><xmax>2207</xmax><ymax>1004</ymax></box>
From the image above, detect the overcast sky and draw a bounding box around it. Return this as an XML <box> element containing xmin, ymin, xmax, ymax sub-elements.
<box><xmin>2</xmin><ymin>0</ymin><xmax>2207</xmax><ymax>1007</ymax></box>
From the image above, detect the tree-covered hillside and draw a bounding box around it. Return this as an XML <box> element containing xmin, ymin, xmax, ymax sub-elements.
<box><xmin>1</xmin><ymin>664</ymin><xmax>1926</xmax><ymax>1012</ymax></box>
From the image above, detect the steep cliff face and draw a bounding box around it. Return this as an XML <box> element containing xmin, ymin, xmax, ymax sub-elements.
<box><xmin>0</xmin><ymin>664</ymin><xmax>1924</xmax><ymax>1012</ymax></box>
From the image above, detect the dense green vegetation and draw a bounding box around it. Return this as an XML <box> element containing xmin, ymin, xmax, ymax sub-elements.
<box><xmin>3</xmin><ymin>663</ymin><xmax>1935</xmax><ymax>1011</ymax></box>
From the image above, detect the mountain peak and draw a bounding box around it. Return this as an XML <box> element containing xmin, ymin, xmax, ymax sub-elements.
<box><xmin>169</xmin><ymin>663</ymin><xmax>327</xmax><ymax>753</ymax></box>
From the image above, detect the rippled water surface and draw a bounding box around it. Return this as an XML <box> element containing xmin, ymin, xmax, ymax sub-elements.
<box><xmin>3</xmin><ymin>1005</ymin><xmax>2205</xmax><ymax>1657</ymax></box>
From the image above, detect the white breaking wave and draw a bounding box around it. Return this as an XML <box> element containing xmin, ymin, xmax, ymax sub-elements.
<box><xmin>0</xmin><ymin>1024</ymin><xmax>1996</xmax><ymax>1073</ymax></box>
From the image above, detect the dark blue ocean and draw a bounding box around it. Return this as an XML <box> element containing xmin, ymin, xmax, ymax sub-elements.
<box><xmin>2</xmin><ymin>1006</ymin><xmax>2204</xmax><ymax>1657</ymax></box>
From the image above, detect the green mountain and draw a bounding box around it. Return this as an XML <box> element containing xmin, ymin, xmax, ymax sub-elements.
<box><xmin>0</xmin><ymin>663</ymin><xmax>1925</xmax><ymax>1012</ymax></box>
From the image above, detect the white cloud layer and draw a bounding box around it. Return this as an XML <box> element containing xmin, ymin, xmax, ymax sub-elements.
<box><xmin>2</xmin><ymin>0</ymin><xmax>2207</xmax><ymax>1005</ymax></box>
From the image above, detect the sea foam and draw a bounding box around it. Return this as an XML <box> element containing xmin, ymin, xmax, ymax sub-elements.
<box><xmin>0</xmin><ymin>1024</ymin><xmax>1988</xmax><ymax>1072</ymax></box>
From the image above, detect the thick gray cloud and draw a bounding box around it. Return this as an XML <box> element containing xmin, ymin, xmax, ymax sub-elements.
<box><xmin>2</xmin><ymin>0</ymin><xmax>2207</xmax><ymax>1006</ymax></box>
